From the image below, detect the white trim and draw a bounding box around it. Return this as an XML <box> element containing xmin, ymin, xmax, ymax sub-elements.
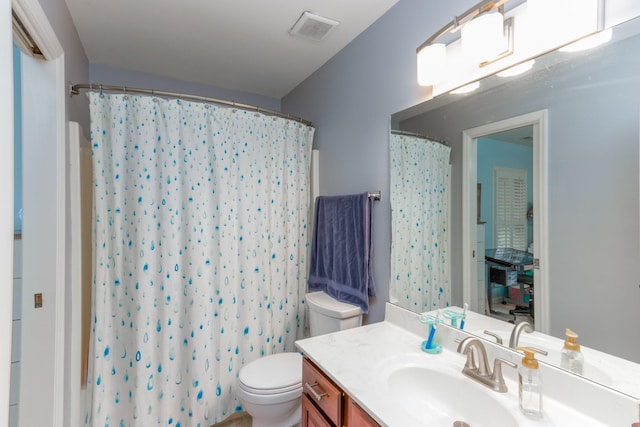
<box><xmin>68</xmin><ymin>121</ymin><xmax>83</xmax><ymax>427</ymax></box>
<box><xmin>0</xmin><ymin>1</ymin><xmax>15</xmax><ymax>425</ymax></box>
<box><xmin>462</xmin><ymin>110</ymin><xmax>549</xmax><ymax>333</ymax></box>
<box><xmin>53</xmin><ymin>53</ymin><xmax>67</xmax><ymax>427</ymax></box>
<box><xmin>11</xmin><ymin>0</ymin><xmax>63</xmax><ymax>60</ymax></box>
<box><xmin>532</xmin><ymin>111</ymin><xmax>549</xmax><ymax>334</ymax></box>
<box><xmin>461</xmin><ymin>130</ymin><xmax>477</xmax><ymax>322</ymax></box>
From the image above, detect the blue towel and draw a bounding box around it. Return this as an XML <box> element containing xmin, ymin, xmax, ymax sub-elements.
<box><xmin>308</xmin><ymin>193</ymin><xmax>376</xmax><ymax>313</ymax></box>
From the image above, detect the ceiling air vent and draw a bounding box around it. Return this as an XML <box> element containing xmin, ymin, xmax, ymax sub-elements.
<box><xmin>289</xmin><ymin>11</ymin><xmax>339</xmax><ymax>42</ymax></box>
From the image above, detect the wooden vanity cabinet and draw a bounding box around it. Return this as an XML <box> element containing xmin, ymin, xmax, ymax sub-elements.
<box><xmin>302</xmin><ymin>357</ymin><xmax>380</xmax><ymax>427</ymax></box>
<box><xmin>344</xmin><ymin>396</ymin><xmax>379</xmax><ymax>427</ymax></box>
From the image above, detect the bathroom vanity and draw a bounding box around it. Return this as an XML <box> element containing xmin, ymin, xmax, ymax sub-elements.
<box><xmin>301</xmin><ymin>357</ymin><xmax>379</xmax><ymax>427</ymax></box>
<box><xmin>295</xmin><ymin>304</ymin><xmax>640</xmax><ymax>426</ymax></box>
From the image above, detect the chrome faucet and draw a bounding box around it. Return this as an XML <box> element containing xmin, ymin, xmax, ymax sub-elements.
<box><xmin>509</xmin><ymin>321</ymin><xmax>534</xmax><ymax>349</ymax></box>
<box><xmin>456</xmin><ymin>337</ymin><xmax>517</xmax><ymax>393</ymax></box>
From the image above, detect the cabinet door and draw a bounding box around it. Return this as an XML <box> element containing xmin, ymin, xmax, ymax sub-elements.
<box><xmin>344</xmin><ymin>396</ymin><xmax>380</xmax><ymax>427</ymax></box>
<box><xmin>302</xmin><ymin>393</ymin><xmax>334</xmax><ymax>427</ymax></box>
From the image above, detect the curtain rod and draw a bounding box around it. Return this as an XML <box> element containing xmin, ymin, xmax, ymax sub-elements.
<box><xmin>391</xmin><ymin>129</ymin><xmax>448</xmax><ymax>146</ymax></box>
<box><xmin>69</xmin><ymin>83</ymin><xmax>314</xmax><ymax>127</ymax></box>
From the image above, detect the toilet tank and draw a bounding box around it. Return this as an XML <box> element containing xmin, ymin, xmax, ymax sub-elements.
<box><xmin>305</xmin><ymin>291</ymin><xmax>363</xmax><ymax>337</ymax></box>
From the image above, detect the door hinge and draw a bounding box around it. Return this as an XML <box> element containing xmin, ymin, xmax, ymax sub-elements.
<box><xmin>533</xmin><ymin>258</ymin><xmax>540</xmax><ymax>269</ymax></box>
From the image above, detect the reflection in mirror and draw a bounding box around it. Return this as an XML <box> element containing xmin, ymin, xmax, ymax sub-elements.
<box><xmin>390</xmin><ymin>17</ymin><xmax>640</xmax><ymax>397</ymax></box>
<box><xmin>478</xmin><ymin>126</ymin><xmax>534</xmax><ymax>324</ymax></box>
<box><xmin>389</xmin><ymin>132</ymin><xmax>451</xmax><ymax>313</ymax></box>
<box><xmin>437</xmin><ymin>311</ymin><xmax>640</xmax><ymax>399</ymax></box>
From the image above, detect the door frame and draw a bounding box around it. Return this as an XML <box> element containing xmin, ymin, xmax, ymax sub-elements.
<box><xmin>4</xmin><ymin>0</ymin><xmax>66</xmax><ymax>426</ymax></box>
<box><xmin>461</xmin><ymin>110</ymin><xmax>550</xmax><ymax>333</ymax></box>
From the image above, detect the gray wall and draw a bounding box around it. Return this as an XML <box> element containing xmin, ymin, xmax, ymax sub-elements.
<box><xmin>282</xmin><ymin>0</ymin><xmax>481</xmax><ymax>324</ymax></box>
<box><xmin>38</xmin><ymin>0</ymin><xmax>90</xmax><ymax>128</ymax></box>
<box><xmin>282</xmin><ymin>0</ymin><xmax>640</xmax><ymax>359</ymax></box>
<box><xmin>90</xmin><ymin>63</ymin><xmax>281</xmax><ymax>112</ymax></box>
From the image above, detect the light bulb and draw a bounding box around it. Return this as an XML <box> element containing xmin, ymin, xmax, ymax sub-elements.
<box><xmin>462</xmin><ymin>12</ymin><xmax>505</xmax><ymax>64</ymax></box>
<box><xmin>417</xmin><ymin>43</ymin><xmax>446</xmax><ymax>86</ymax></box>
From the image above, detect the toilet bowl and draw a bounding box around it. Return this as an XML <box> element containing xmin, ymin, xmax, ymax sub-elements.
<box><xmin>237</xmin><ymin>352</ymin><xmax>303</xmax><ymax>427</ymax></box>
<box><xmin>237</xmin><ymin>291</ymin><xmax>363</xmax><ymax>427</ymax></box>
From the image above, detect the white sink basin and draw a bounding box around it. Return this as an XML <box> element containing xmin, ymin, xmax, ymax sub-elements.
<box><xmin>378</xmin><ymin>354</ymin><xmax>519</xmax><ymax>427</ymax></box>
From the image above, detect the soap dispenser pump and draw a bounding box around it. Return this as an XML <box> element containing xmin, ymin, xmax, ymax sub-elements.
<box><xmin>517</xmin><ymin>347</ymin><xmax>543</xmax><ymax>418</ymax></box>
<box><xmin>561</xmin><ymin>328</ymin><xmax>584</xmax><ymax>375</ymax></box>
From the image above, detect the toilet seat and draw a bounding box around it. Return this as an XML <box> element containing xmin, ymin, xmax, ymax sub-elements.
<box><xmin>238</xmin><ymin>352</ymin><xmax>302</xmax><ymax>395</ymax></box>
<box><xmin>237</xmin><ymin>383</ymin><xmax>302</xmax><ymax>405</ymax></box>
<box><xmin>239</xmin><ymin>381</ymin><xmax>301</xmax><ymax>395</ymax></box>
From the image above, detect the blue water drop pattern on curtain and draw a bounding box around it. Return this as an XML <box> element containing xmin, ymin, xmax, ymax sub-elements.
<box><xmin>85</xmin><ymin>93</ymin><xmax>314</xmax><ymax>426</ymax></box>
<box><xmin>389</xmin><ymin>134</ymin><xmax>451</xmax><ymax>313</ymax></box>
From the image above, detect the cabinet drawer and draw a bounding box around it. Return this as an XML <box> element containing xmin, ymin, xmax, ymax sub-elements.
<box><xmin>302</xmin><ymin>358</ymin><xmax>342</xmax><ymax>426</ymax></box>
<box><xmin>302</xmin><ymin>393</ymin><xmax>333</xmax><ymax>427</ymax></box>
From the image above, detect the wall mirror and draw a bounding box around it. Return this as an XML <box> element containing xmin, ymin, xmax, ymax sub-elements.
<box><xmin>390</xmin><ymin>15</ymin><xmax>640</xmax><ymax>398</ymax></box>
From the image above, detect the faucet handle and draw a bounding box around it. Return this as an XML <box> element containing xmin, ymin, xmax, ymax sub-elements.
<box><xmin>491</xmin><ymin>358</ymin><xmax>517</xmax><ymax>393</ymax></box>
<box><xmin>526</xmin><ymin>346</ymin><xmax>548</xmax><ymax>357</ymax></box>
<box><xmin>483</xmin><ymin>330</ymin><xmax>503</xmax><ymax>345</ymax></box>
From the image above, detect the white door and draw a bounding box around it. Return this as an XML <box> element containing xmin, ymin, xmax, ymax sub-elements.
<box><xmin>18</xmin><ymin>46</ymin><xmax>61</xmax><ymax>427</ymax></box>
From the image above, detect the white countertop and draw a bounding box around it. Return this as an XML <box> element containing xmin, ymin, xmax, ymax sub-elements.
<box><xmin>295</xmin><ymin>304</ymin><xmax>640</xmax><ymax>426</ymax></box>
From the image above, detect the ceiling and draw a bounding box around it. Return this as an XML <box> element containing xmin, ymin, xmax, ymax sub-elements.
<box><xmin>64</xmin><ymin>0</ymin><xmax>399</xmax><ymax>99</ymax></box>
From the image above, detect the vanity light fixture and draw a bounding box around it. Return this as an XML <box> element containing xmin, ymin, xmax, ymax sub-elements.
<box><xmin>417</xmin><ymin>0</ymin><xmax>605</xmax><ymax>89</ymax></box>
<box><xmin>527</xmin><ymin>0</ymin><xmax>604</xmax><ymax>50</ymax></box>
<box><xmin>497</xmin><ymin>60</ymin><xmax>535</xmax><ymax>77</ymax></box>
<box><xmin>462</xmin><ymin>11</ymin><xmax>506</xmax><ymax>64</ymax></box>
<box><xmin>416</xmin><ymin>0</ymin><xmax>514</xmax><ymax>86</ymax></box>
<box><xmin>417</xmin><ymin>43</ymin><xmax>447</xmax><ymax>86</ymax></box>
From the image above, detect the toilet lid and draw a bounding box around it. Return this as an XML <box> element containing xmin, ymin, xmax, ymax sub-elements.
<box><xmin>305</xmin><ymin>291</ymin><xmax>363</xmax><ymax>319</ymax></box>
<box><xmin>239</xmin><ymin>352</ymin><xmax>302</xmax><ymax>393</ymax></box>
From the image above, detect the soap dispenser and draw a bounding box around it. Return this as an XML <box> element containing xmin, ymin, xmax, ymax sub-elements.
<box><xmin>561</xmin><ymin>328</ymin><xmax>584</xmax><ymax>375</ymax></box>
<box><xmin>517</xmin><ymin>347</ymin><xmax>543</xmax><ymax>418</ymax></box>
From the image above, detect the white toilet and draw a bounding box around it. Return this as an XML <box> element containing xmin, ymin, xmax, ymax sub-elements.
<box><xmin>237</xmin><ymin>291</ymin><xmax>364</xmax><ymax>427</ymax></box>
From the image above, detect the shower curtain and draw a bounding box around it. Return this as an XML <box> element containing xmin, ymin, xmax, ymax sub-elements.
<box><xmin>390</xmin><ymin>134</ymin><xmax>451</xmax><ymax>313</ymax></box>
<box><xmin>85</xmin><ymin>93</ymin><xmax>314</xmax><ymax>426</ymax></box>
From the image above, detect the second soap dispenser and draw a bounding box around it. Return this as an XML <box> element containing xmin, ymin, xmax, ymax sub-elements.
<box><xmin>517</xmin><ymin>347</ymin><xmax>543</xmax><ymax>418</ymax></box>
<box><xmin>561</xmin><ymin>328</ymin><xmax>584</xmax><ymax>375</ymax></box>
